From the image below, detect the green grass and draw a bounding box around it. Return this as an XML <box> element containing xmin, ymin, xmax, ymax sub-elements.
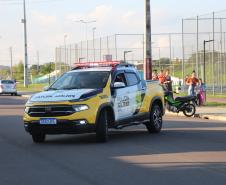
<box><xmin>17</xmin><ymin>83</ymin><xmax>48</xmax><ymax>92</ymax></box>
<box><xmin>204</xmin><ymin>102</ymin><xmax>226</xmax><ymax>107</ymax></box>
<box><xmin>177</xmin><ymin>92</ymin><xmax>226</xmax><ymax>99</ymax></box>
<box><xmin>206</xmin><ymin>94</ymin><xmax>226</xmax><ymax>99</ymax></box>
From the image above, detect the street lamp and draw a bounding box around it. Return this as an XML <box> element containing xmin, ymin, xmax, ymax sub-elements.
<box><xmin>79</xmin><ymin>57</ymin><xmax>85</xmax><ymax>63</ymax></box>
<box><xmin>124</xmin><ymin>51</ymin><xmax>132</xmax><ymax>63</ymax></box>
<box><xmin>203</xmin><ymin>39</ymin><xmax>214</xmax><ymax>102</ymax></box>
<box><xmin>92</xmin><ymin>27</ymin><xmax>96</xmax><ymax>62</ymax></box>
<box><xmin>75</xmin><ymin>20</ymin><xmax>96</xmax><ymax>61</ymax></box>
<box><xmin>203</xmin><ymin>40</ymin><xmax>214</xmax><ymax>84</ymax></box>
<box><xmin>64</xmin><ymin>34</ymin><xmax>67</xmax><ymax>71</ymax></box>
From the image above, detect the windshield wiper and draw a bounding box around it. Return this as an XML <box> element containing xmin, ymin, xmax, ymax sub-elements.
<box><xmin>48</xmin><ymin>87</ymin><xmax>59</xmax><ymax>91</ymax></box>
<box><xmin>62</xmin><ymin>87</ymin><xmax>79</xmax><ymax>90</ymax></box>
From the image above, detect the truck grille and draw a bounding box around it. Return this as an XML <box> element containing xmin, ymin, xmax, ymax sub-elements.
<box><xmin>28</xmin><ymin>105</ymin><xmax>75</xmax><ymax>117</ymax></box>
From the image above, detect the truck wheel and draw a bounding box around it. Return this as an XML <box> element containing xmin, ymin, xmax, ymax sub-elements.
<box><xmin>146</xmin><ymin>104</ymin><xmax>162</xmax><ymax>133</ymax></box>
<box><xmin>32</xmin><ymin>133</ymin><xmax>46</xmax><ymax>143</ymax></box>
<box><xmin>96</xmin><ymin>110</ymin><xmax>108</xmax><ymax>142</ymax></box>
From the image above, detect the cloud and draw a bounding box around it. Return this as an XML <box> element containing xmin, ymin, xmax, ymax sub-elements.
<box><xmin>89</xmin><ymin>5</ymin><xmax>113</xmax><ymax>21</ymax></box>
<box><xmin>31</xmin><ymin>11</ymin><xmax>57</xmax><ymax>26</ymax></box>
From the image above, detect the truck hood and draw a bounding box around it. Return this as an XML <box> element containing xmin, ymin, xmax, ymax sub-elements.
<box><xmin>29</xmin><ymin>89</ymin><xmax>95</xmax><ymax>102</ymax></box>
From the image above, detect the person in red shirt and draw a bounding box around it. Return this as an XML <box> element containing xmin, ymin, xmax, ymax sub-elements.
<box><xmin>186</xmin><ymin>71</ymin><xmax>199</xmax><ymax>96</ymax></box>
<box><xmin>158</xmin><ymin>70</ymin><xmax>166</xmax><ymax>84</ymax></box>
<box><xmin>152</xmin><ymin>70</ymin><xmax>159</xmax><ymax>80</ymax></box>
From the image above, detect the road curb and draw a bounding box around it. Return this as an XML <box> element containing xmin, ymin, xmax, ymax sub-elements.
<box><xmin>200</xmin><ymin>114</ymin><xmax>226</xmax><ymax>122</ymax></box>
<box><xmin>21</xmin><ymin>95</ymin><xmax>31</xmax><ymax>98</ymax></box>
<box><xmin>165</xmin><ymin>111</ymin><xmax>226</xmax><ymax>122</ymax></box>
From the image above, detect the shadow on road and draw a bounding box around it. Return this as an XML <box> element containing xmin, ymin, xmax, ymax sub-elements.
<box><xmin>0</xmin><ymin>114</ymin><xmax>226</xmax><ymax>185</ymax></box>
<box><xmin>0</xmin><ymin>95</ymin><xmax>27</xmax><ymax>105</ymax></box>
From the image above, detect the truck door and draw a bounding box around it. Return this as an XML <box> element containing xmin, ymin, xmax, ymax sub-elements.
<box><xmin>125</xmin><ymin>72</ymin><xmax>142</xmax><ymax>116</ymax></box>
<box><xmin>112</xmin><ymin>72</ymin><xmax>131</xmax><ymax>121</ymax></box>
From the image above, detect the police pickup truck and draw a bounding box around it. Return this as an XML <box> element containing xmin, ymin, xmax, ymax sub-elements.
<box><xmin>23</xmin><ymin>62</ymin><xmax>165</xmax><ymax>143</ymax></box>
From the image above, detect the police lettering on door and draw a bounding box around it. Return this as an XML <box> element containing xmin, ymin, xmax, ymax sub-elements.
<box><xmin>117</xmin><ymin>96</ymin><xmax>129</xmax><ymax>108</ymax></box>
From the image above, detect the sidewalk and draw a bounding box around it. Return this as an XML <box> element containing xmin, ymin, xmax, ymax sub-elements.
<box><xmin>166</xmin><ymin>106</ymin><xmax>226</xmax><ymax>122</ymax></box>
<box><xmin>18</xmin><ymin>91</ymin><xmax>37</xmax><ymax>98</ymax></box>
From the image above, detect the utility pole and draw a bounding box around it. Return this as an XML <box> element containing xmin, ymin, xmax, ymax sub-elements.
<box><xmin>144</xmin><ymin>0</ymin><xmax>152</xmax><ymax>80</ymax></box>
<box><xmin>22</xmin><ymin>0</ymin><xmax>29</xmax><ymax>87</ymax></box>
<box><xmin>9</xmin><ymin>47</ymin><xmax>13</xmax><ymax>79</ymax></box>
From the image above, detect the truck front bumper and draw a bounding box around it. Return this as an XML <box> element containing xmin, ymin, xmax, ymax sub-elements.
<box><xmin>24</xmin><ymin>120</ymin><xmax>96</xmax><ymax>135</ymax></box>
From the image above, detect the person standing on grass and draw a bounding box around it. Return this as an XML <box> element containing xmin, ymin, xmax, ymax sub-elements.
<box><xmin>197</xmin><ymin>78</ymin><xmax>206</xmax><ymax>106</ymax></box>
<box><xmin>186</xmin><ymin>71</ymin><xmax>199</xmax><ymax>96</ymax></box>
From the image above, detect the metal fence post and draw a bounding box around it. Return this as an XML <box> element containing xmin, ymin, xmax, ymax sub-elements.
<box><xmin>196</xmin><ymin>16</ymin><xmax>199</xmax><ymax>77</ymax></box>
<box><xmin>212</xmin><ymin>12</ymin><xmax>215</xmax><ymax>95</ymax></box>
<box><xmin>182</xmin><ymin>19</ymin><xmax>185</xmax><ymax>89</ymax></box>
<box><xmin>115</xmin><ymin>34</ymin><xmax>118</xmax><ymax>60</ymax></box>
<box><xmin>220</xmin><ymin>19</ymin><xmax>223</xmax><ymax>94</ymax></box>
<box><xmin>100</xmin><ymin>38</ymin><xmax>102</xmax><ymax>61</ymax></box>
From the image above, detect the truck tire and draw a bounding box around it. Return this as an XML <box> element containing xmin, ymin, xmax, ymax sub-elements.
<box><xmin>96</xmin><ymin>110</ymin><xmax>108</xmax><ymax>142</ymax></box>
<box><xmin>146</xmin><ymin>104</ymin><xmax>162</xmax><ymax>133</ymax></box>
<box><xmin>32</xmin><ymin>133</ymin><xmax>46</xmax><ymax>143</ymax></box>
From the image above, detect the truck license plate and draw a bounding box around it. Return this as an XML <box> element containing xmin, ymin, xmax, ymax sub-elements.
<box><xmin>40</xmin><ymin>118</ymin><xmax>57</xmax><ymax>125</ymax></box>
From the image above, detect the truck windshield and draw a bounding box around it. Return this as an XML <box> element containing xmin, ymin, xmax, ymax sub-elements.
<box><xmin>49</xmin><ymin>71</ymin><xmax>110</xmax><ymax>90</ymax></box>
<box><xmin>1</xmin><ymin>80</ymin><xmax>14</xmax><ymax>84</ymax></box>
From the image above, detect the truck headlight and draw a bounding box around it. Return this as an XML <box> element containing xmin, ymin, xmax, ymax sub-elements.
<box><xmin>25</xmin><ymin>107</ymin><xmax>30</xmax><ymax>113</ymax></box>
<box><xmin>72</xmin><ymin>105</ymin><xmax>89</xmax><ymax>112</ymax></box>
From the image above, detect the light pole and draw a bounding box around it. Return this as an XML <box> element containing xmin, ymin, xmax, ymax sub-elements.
<box><xmin>124</xmin><ymin>51</ymin><xmax>132</xmax><ymax>63</ymax></box>
<box><xmin>144</xmin><ymin>0</ymin><xmax>152</xmax><ymax>80</ymax></box>
<box><xmin>92</xmin><ymin>27</ymin><xmax>96</xmax><ymax>62</ymax></box>
<box><xmin>9</xmin><ymin>47</ymin><xmax>13</xmax><ymax>79</ymax></box>
<box><xmin>64</xmin><ymin>34</ymin><xmax>67</xmax><ymax>71</ymax></box>
<box><xmin>75</xmin><ymin>20</ymin><xmax>96</xmax><ymax>62</ymax></box>
<box><xmin>204</xmin><ymin>39</ymin><xmax>214</xmax><ymax>102</ymax></box>
<box><xmin>79</xmin><ymin>57</ymin><xmax>85</xmax><ymax>63</ymax></box>
<box><xmin>21</xmin><ymin>0</ymin><xmax>29</xmax><ymax>87</ymax></box>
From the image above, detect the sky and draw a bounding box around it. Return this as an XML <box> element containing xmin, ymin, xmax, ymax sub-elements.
<box><xmin>0</xmin><ymin>0</ymin><xmax>226</xmax><ymax>66</ymax></box>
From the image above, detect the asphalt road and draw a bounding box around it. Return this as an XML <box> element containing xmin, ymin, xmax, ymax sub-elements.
<box><xmin>0</xmin><ymin>95</ymin><xmax>226</xmax><ymax>185</ymax></box>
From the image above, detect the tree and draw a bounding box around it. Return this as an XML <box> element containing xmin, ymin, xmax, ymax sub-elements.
<box><xmin>0</xmin><ymin>69</ymin><xmax>10</xmax><ymax>79</ymax></box>
<box><xmin>39</xmin><ymin>62</ymin><xmax>55</xmax><ymax>75</ymax></box>
<box><xmin>12</xmin><ymin>61</ymin><xmax>24</xmax><ymax>81</ymax></box>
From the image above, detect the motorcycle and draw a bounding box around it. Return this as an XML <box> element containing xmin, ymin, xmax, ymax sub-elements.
<box><xmin>164</xmin><ymin>91</ymin><xmax>197</xmax><ymax>117</ymax></box>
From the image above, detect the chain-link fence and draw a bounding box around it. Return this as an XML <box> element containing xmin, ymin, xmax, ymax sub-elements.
<box><xmin>55</xmin><ymin>10</ymin><xmax>226</xmax><ymax>94</ymax></box>
<box><xmin>182</xmin><ymin>10</ymin><xmax>226</xmax><ymax>95</ymax></box>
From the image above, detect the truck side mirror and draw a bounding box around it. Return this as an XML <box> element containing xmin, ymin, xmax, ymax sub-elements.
<box><xmin>43</xmin><ymin>86</ymin><xmax>49</xmax><ymax>91</ymax></box>
<box><xmin>113</xmin><ymin>82</ymin><xmax>126</xmax><ymax>88</ymax></box>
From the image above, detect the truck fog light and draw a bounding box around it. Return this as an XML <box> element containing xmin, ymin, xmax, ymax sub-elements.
<box><xmin>79</xmin><ymin>120</ymin><xmax>87</xmax><ymax>125</ymax></box>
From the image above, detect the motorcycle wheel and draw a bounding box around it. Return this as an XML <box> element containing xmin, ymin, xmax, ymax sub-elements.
<box><xmin>183</xmin><ymin>103</ymin><xmax>196</xmax><ymax>117</ymax></box>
